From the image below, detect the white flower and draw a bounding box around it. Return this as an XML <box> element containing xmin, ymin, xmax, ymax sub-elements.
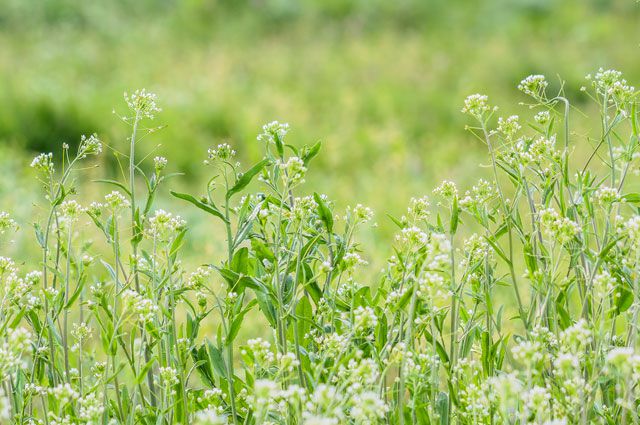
<box><xmin>194</xmin><ymin>408</ymin><xmax>226</xmax><ymax>425</ymax></box>
<box><xmin>461</xmin><ymin>94</ymin><xmax>495</xmax><ymax>118</ymax></box>
<box><xmin>78</xmin><ymin>133</ymin><xmax>102</xmax><ymax>157</ymax></box>
<box><xmin>30</xmin><ymin>152</ymin><xmax>54</xmax><ymax>173</ymax></box>
<box><xmin>124</xmin><ymin>89</ymin><xmax>161</xmax><ymax>119</ymax></box>
<box><xmin>154</xmin><ymin>156</ymin><xmax>168</xmax><ymax>172</ymax></box>
<box><xmin>104</xmin><ymin>191</ymin><xmax>130</xmax><ymax>211</ymax></box>
<box><xmin>0</xmin><ymin>212</ymin><xmax>17</xmax><ymax>234</ymax></box>
<box><xmin>518</xmin><ymin>74</ymin><xmax>548</xmax><ymax>98</ymax></box>
<box><xmin>146</xmin><ymin>209</ymin><xmax>186</xmax><ymax>241</ymax></box>
<box><xmin>352</xmin><ymin>306</ymin><xmax>377</xmax><ymax>334</ymax></box>
<box><xmin>538</xmin><ymin>207</ymin><xmax>579</xmax><ymax>244</ymax></box>
<box><xmin>206</xmin><ymin>143</ymin><xmax>236</xmax><ymax>163</ymax></box>
<box><xmin>257</xmin><ymin>121</ymin><xmax>290</xmax><ymax>144</ymax></box>
<box><xmin>606</xmin><ymin>347</ymin><xmax>635</xmax><ymax>371</ymax></box>
<box><xmin>279</xmin><ymin>156</ymin><xmax>307</xmax><ymax>187</ymax></box>
<box><xmin>159</xmin><ymin>366</ymin><xmax>179</xmax><ymax>386</ymax></box>
<box><xmin>497</xmin><ymin>115</ymin><xmax>521</xmax><ymax>139</ymax></box>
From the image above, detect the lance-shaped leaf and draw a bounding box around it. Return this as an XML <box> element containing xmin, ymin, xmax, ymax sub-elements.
<box><xmin>171</xmin><ymin>191</ymin><xmax>228</xmax><ymax>224</ymax></box>
<box><xmin>226</xmin><ymin>159</ymin><xmax>270</xmax><ymax>200</ymax></box>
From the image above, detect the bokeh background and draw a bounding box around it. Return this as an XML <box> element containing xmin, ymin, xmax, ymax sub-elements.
<box><xmin>1</xmin><ymin>0</ymin><xmax>639</xmax><ymax>267</ymax></box>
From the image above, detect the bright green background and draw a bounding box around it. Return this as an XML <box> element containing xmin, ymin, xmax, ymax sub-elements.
<box><xmin>1</xmin><ymin>0</ymin><xmax>639</xmax><ymax>266</ymax></box>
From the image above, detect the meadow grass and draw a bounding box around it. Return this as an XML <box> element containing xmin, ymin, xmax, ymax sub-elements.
<box><xmin>0</xmin><ymin>69</ymin><xmax>640</xmax><ymax>424</ymax></box>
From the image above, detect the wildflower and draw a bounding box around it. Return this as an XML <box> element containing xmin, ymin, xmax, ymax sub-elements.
<box><xmin>0</xmin><ymin>389</ymin><xmax>9</xmax><ymax>422</ymax></box>
<box><xmin>246</xmin><ymin>338</ymin><xmax>275</xmax><ymax>365</ymax></box>
<box><xmin>30</xmin><ymin>152</ymin><xmax>54</xmax><ymax>174</ymax></box>
<box><xmin>77</xmin><ymin>393</ymin><xmax>105</xmax><ymax>423</ymax></box>
<box><xmin>619</xmin><ymin>215</ymin><xmax>640</xmax><ymax>249</ymax></box>
<box><xmin>459</xmin><ymin>179</ymin><xmax>497</xmax><ymax>211</ymax></box>
<box><xmin>146</xmin><ymin>209</ymin><xmax>186</xmax><ymax>241</ymax></box>
<box><xmin>205</xmin><ymin>143</ymin><xmax>236</xmax><ymax>163</ymax></box>
<box><xmin>59</xmin><ymin>199</ymin><xmax>86</xmax><ymax>223</ymax></box>
<box><xmin>78</xmin><ymin>133</ymin><xmax>102</xmax><ymax>157</ymax></box>
<box><xmin>303</xmin><ymin>415</ymin><xmax>339</xmax><ymax>425</ymax></box>
<box><xmin>522</xmin><ymin>386</ymin><xmax>551</xmax><ymax>419</ymax></box>
<box><xmin>0</xmin><ymin>257</ymin><xmax>16</xmax><ymax>275</ymax></box>
<box><xmin>461</xmin><ymin>94</ymin><xmax>495</xmax><ymax>119</ymax></box>
<box><xmin>352</xmin><ymin>306</ymin><xmax>377</xmax><ymax>334</ymax></box>
<box><xmin>277</xmin><ymin>352</ymin><xmax>300</xmax><ymax>373</ymax></box>
<box><xmin>407</xmin><ymin>196</ymin><xmax>430</xmax><ymax>222</ymax></box>
<box><xmin>587</xmin><ymin>68</ymin><xmax>635</xmax><ymax>104</ymax></box>
<box><xmin>0</xmin><ymin>212</ymin><xmax>17</xmax><ymax>234</ymax></box>
<box><xmin>49</xmin><ymin>383</ymin><xmax>79</xmax><ymax>405</ymax></box>
<box><xmin>416</xmin><ymin>272</ymin><xmax>451</xmax><ymax>309</ymax></box>
<box><xmin>103</xmin><ymin>191</ymin><xmax>130</xmax><ymax>212</ymax></box>
<box><xmin>252</xmin><ymin>379</ymin><xmax>279</xmax><ymax>412</ymax></box>
<box><xmin>186</xmin><ymin>266</ymin><xmax>212</xmax><ymax>289</ymax></box>
<box><xmin>154</xmin><ymin>156</ymin><xmax>168</xmax><ymax>172</ymax></box>
<box><xmin>159</xmin><ymin>366</ymin><xmax>179</xmax><ymax>386</ymax></box>
<box><xmin>594</xmin><ymin>186</ymin><xmax>619</xmax><ymax>206</ymax></box>
<box><xmin>535</xmin><ymin>110</ymin><xmax>551</xmax><ymax>124</ymax></box>
<box><xmin>279</xmin><ymin>156</ymin><xmax>307</xmax><ymax>187</ymax></box>
<box><xmin>346</xmin><ymin>204</ymin><xmax>374</xmax><ymax>224</ymax></box>
<box><xmin>554</xmin><ymin>352</ymin><xmax>580</xmax><ymax>373</ymax></box>
<box><xmin>606</xmin><ymin>347</ymin><xmax>635</xmax><ymax>371</ymax></box>
<box><xmin>349</xmin><ymin>391</ymin><xmax>387</xmax><ymax>423</ymax></box>
<box><xmin>497</xmin><ymin>115</ymin><xmax>521</xmax><ymax>139</ymax></box>
<box><xmin>592</xmin><ymin>271</ymin><xmax>616</xmax><ymax>300</ymax></box>
<box><xmin>425</xmin><ymin>233</ymin><xmax>451</xmax><ymax>270</ymax></box>
<box><xmin>124</xmin><ymin>89</ymin><xmax>161</xmax><ymax>119</ymax></box>
<box><xmin>314</xmin><ymin>333</ymin><xmax>348</xmax><ymax>358</ymax></box>
<box><xmin>123</xmin><ymin>290</ymin><xmax>159</xmax><ymax>323</ymax></box>
<box><xmin>461</xmin><ymin>233</ymin><xmax>489</xmax><ymax>265</ymax></box>
<box><xmin>257</xmin><ymin>121</ymin><xmax>290</xmax><ymax>144</ymax></box>
<box><xmin>512</xmin><ymin>339</ymin><xmax>545</xmax><ymax>368</ymax></box>
<box><xmin>395</xmin><ymin>226</ymin><xmax>429</xmax><ymax>248</ymax></box>
<box><xmin>194</xmin><ymin>409</ymin><xmax>226</xmax><ymax>425</ymax></box>
<box><xmin>72</xmin><ymin>323</ymin><xmax>93</xmax><ymax>342</ymax></box>
<box><xmin>538</xmin><ymin>208</ymin><xmax>579</xmax><ymax>244</ymax></box>
<box><xmin>559</xmin><ymin>319</ymin><xmax>592</xmax><ymax>352</ymax></box>
<box><xmin>343</xmin><ymin>251</ymin><xmax>368</xmax><ymax>270</ymax></box>
<box><xmin>434</xmin><ymin>180</ymin><xmax>458</xmax><ymax>201</ymax></box>
<box><xmin>518</xmin><ymin>74</ymin><xmax>548</xmax><ymax>99</ymax></box>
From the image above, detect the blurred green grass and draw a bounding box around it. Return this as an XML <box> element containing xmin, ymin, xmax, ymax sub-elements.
<box><xmin>1</xmin><ymin>0</ymin><xmax>639</xmax><ymax>268</ymax></box>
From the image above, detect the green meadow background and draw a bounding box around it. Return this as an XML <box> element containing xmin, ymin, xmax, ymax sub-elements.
<box><xmin>1</xmin><ymin>0</ymin><xmax>639</xmax><ymax>268</ymax></box>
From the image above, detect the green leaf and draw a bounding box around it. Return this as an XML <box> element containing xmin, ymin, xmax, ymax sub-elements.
<box><xmin>386</xmin><ymin>213</ymin><xmax>405</xmax><ymax>229</ymax></box>
<box><xmin>226</xmin><ymin>159</ymin><xmax>270</xmax><ymax>200</ymax></box>
<box><xmin>135</xmin><ymin>358</ymin><xmax>156</xmax><ymax>385</ymax></box>
<box><xmin>616</xmin><ymin>285</ymin><xmax>633</xmax><ymax>314</ymax></box>
<box><xmin>231</xmin><ymin>247</ymin><xmax>250</xmax><ymax>275</ymax></box>
<box><xmin>65</xmin><ymin>277</ymin><xmax>87</xmax><ymax>309</ymax></box>
<box><xmin>437</xmin><ymin>392</ymin><xmax>450</xmax><ymax>425</ymax></box>
<box><xmin>251</xmin><ymin>238</ymin><xmax>275</xmax><ymax>262</ymax></box>
<box><xmin>208</xmin><ymin>342</ymin><xmax>227</xmax><ymax>378</ymax></box>
<box><xmin>169</xmin><ymin>228</ymin><xmax>187</xmax><ymax>261</ymax></box>
<box><xmin>450</xmin><ymin>195</ymin><xmax>459</xmax><ymax>234</ymax></box>
<box><xmin>255</xmin><ymin>290</ymin><xmax>277</xmax><ymax>327</ymax></box>
<box><xmin>301</xmin><ymin>141</ymin><xmax>321</xmax><ymax>166</ymax></box>
<box><xmin>599</xmin><ymin>236</ymin><xmax>621</xmax><ymax>259</ymax></box>
<box><xmin>171</xmin><ymin>191</ymin><xmax>228</xmax><ymax>223</ymax></box>
<box><xmin>622</xmin><ymin>193</ymin><xmax>640</xmax><ymax>204</ymax></box>
<box><xmin>313</xmin><ymin>192</ymin><xmax>333</xmax><ymax>233</ymax></box>
<box><xmin>481</xmin><ymin>331</ymin><xmax>491</xmax><ymax>375</ymax></box>
<box><xmin>93</xmin><ymin>179</ymin><xmax>132</xmax><ymax>197</ymax></box>
<box><xmin>295</xmin><ymin>296</ymin><xmax>313</xmax><ymax>342</ymax></box>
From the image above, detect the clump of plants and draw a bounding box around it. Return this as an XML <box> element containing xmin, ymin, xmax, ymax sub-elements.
<box><xmin>0</xmin><ymin>69</ymin><xmax>640</xmax><ymax>424</ymax></box>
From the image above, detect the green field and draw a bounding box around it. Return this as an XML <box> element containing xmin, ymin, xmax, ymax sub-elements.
<box><xmin>2</xmin><ymin>1</ymin><xmax>638</xmax><ymax>256</ymax></box>
<box><xmin>1</xmin><ymin>2</ymin><xmax>640</xmax><ymax>423</ymax></box>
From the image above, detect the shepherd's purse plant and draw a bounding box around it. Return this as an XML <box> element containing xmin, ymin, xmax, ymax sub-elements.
<box><xmin>1</xmin><ymin>69</ymin><xmax>640</xmax><ymax>424</ymax></box>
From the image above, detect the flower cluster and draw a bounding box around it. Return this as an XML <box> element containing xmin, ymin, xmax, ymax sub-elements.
<box><xmin>124</xmin><ymin>88</ymin><xmax>161</xmax><ymax>119</ymax></box>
